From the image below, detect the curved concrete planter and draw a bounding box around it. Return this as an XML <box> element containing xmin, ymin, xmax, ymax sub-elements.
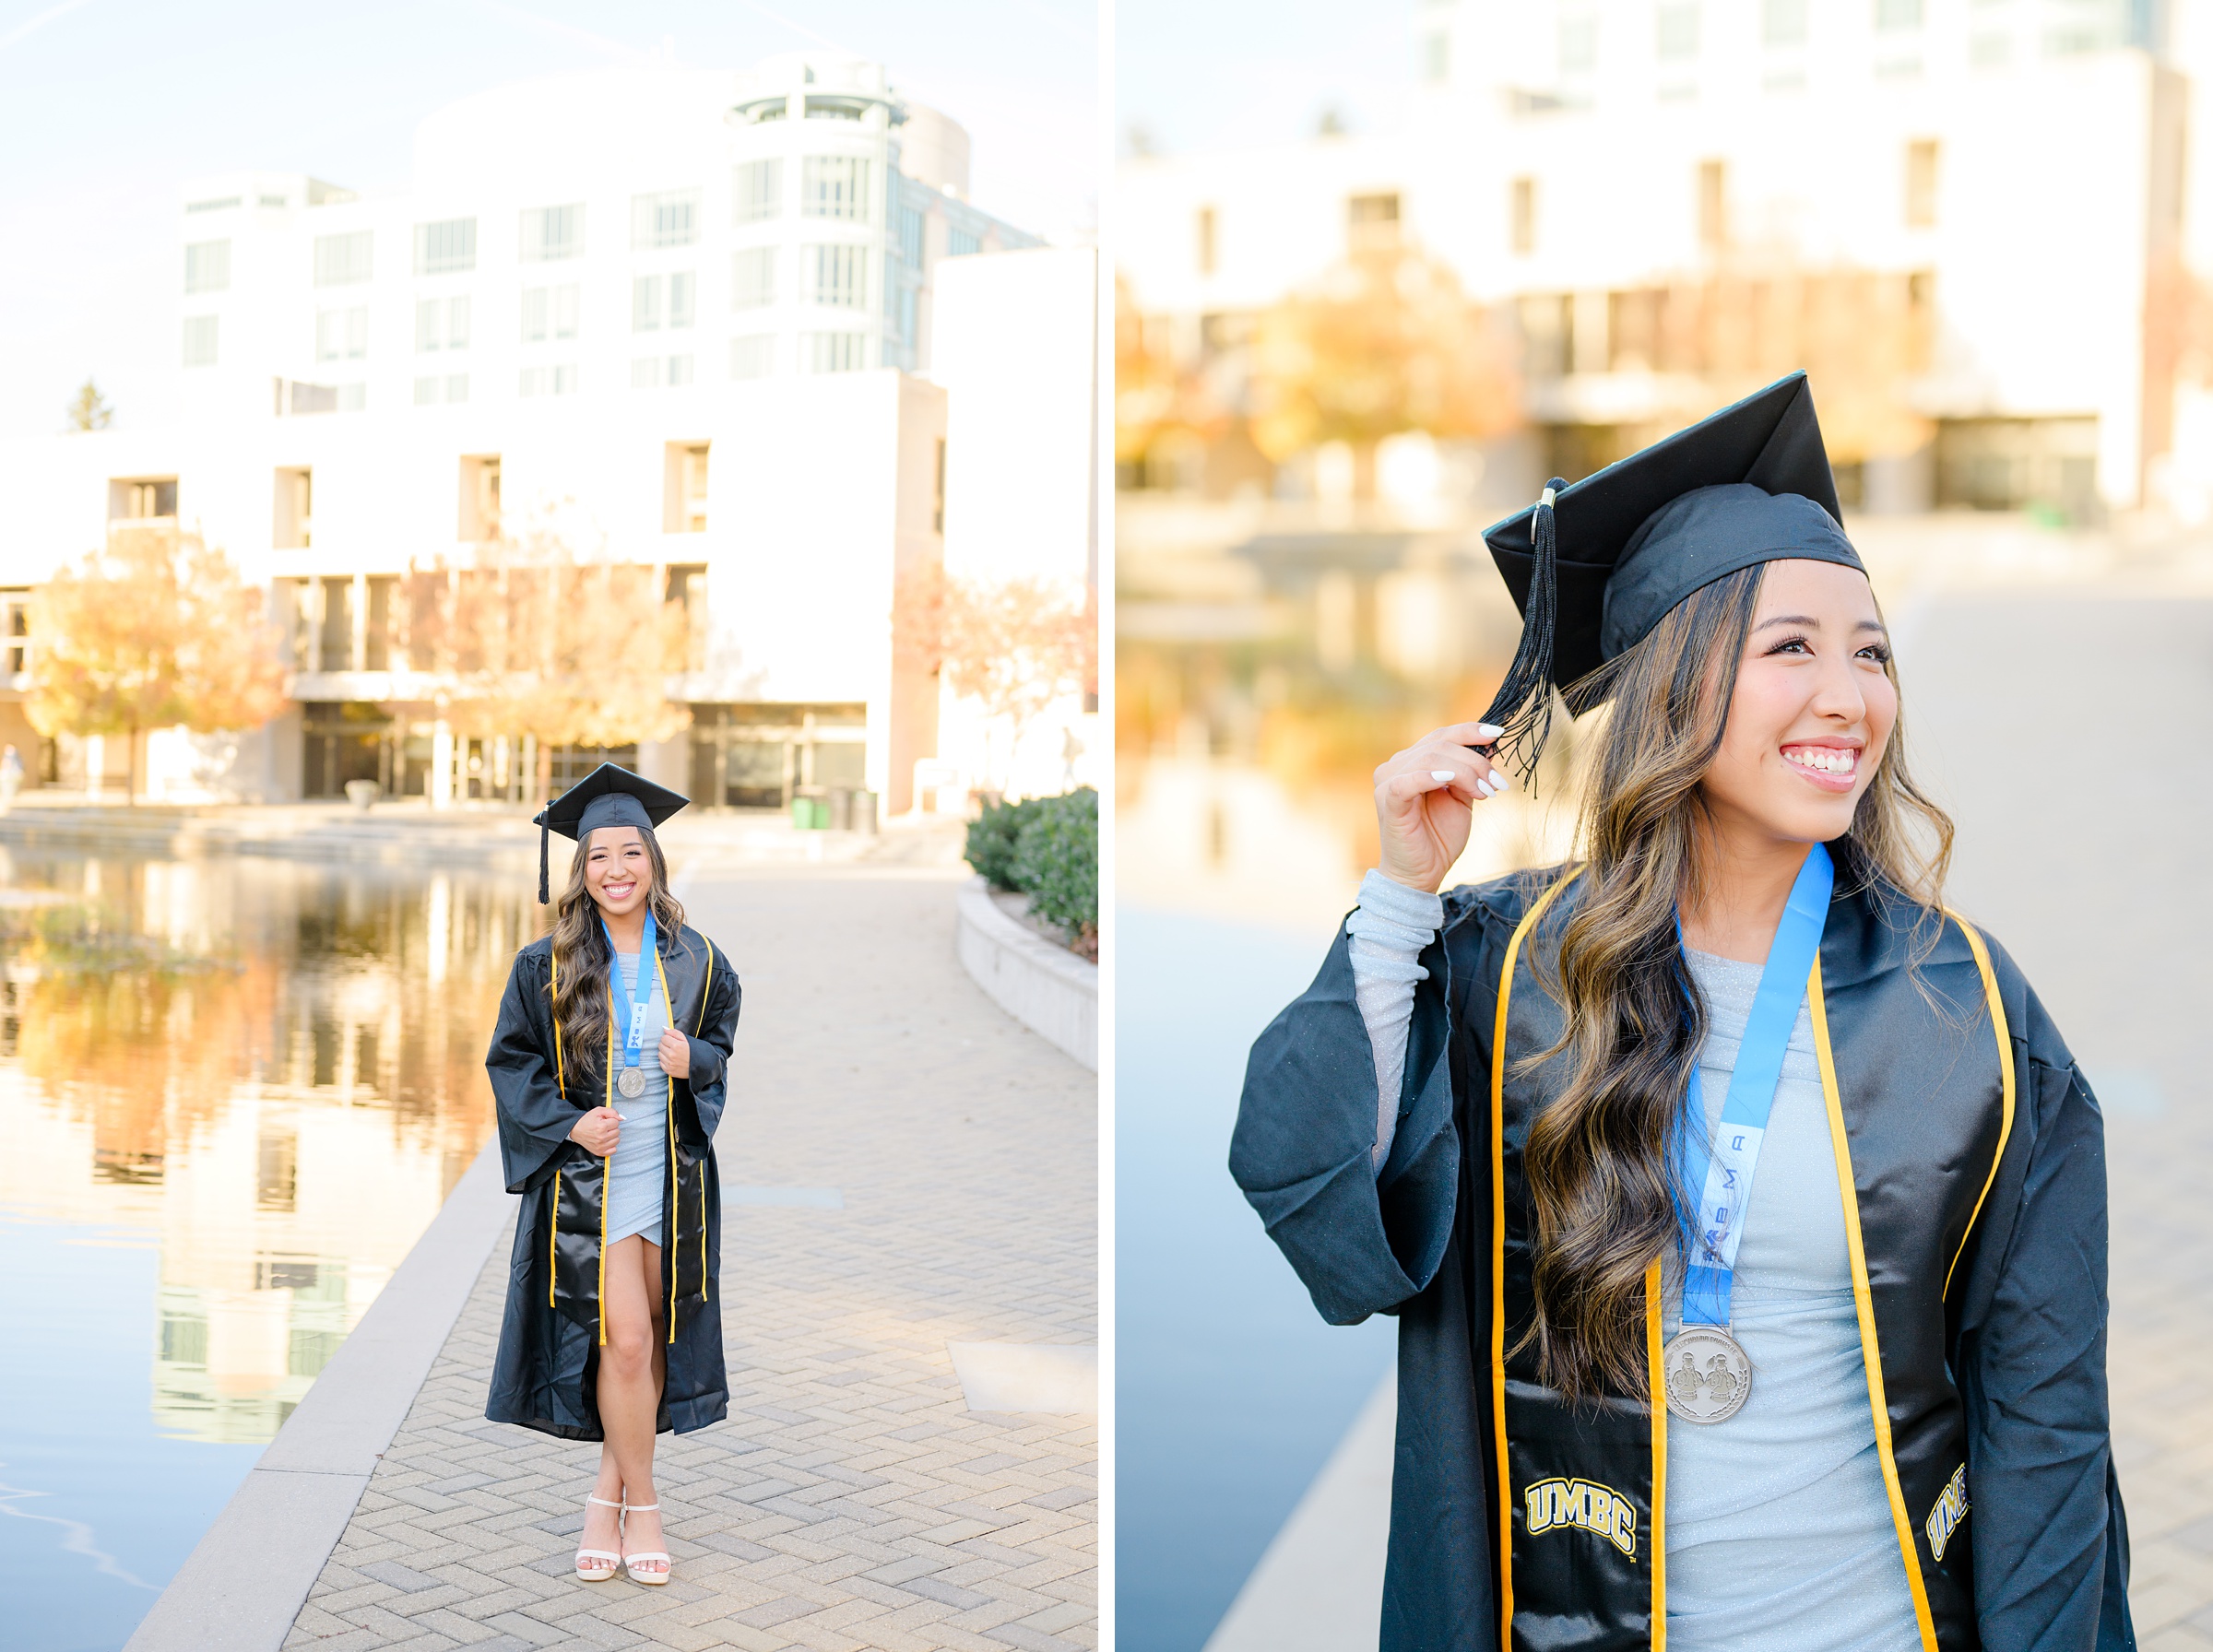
<box><xmin>956</xmin><ymin>876</ymin><xmax>1097</xmax><ymax>1071</ymax></box>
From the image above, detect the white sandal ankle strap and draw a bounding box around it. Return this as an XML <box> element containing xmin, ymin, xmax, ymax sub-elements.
<box><xmin>586</xmin><ymin>1494</ymin><xmax>624</xmax><ymax>1509</ymax></box>
<box><xmin>621</xmin><ymin>1502</ymin><xmax>660</xmax><ymax>1513</ymax></box>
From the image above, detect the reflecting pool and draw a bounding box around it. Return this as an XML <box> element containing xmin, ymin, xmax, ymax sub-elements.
<box><xmin>0</xmin><ymin>847</ymin><xmax>532</xmax><ymax>1652</ymax></box>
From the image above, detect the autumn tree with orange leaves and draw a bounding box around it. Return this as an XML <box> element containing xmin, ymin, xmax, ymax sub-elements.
<box><xmin>894</xmin><ymin>564</ymin><xmax>1095</xmax><ymax>792</ymax></box>
<box><xmin>1249</xmin><ymin>242</ymin><xmax>1522</xmax><ymax>490</ymax></box>
<box><xmin>403</xmin><ymin>505</ymin><xmax>689</xmax><ymax>803</ymax></box>
<box><xmin>28</xmin><ymin>527</ymin><xmax>288</xmax><ymax>802</ymax></box>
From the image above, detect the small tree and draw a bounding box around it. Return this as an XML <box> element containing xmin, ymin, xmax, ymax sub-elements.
<box><xmin>404</xmin><ymin>503</ymin><xmax>688</xmax><ymax>802</ymax></box>
<box><xmin>1249</xmin><ymin>242</ymin><xmax>1521</xmax><ymax>482</ymax></box>
<box><xmin>64</xmin><ymin>379</ymin><xmax>113</xmax><ymax>432</ymax></box>
<box><xmin>895</xmin><ymin>565</ymin><xmax>1095</xmax><ymax>793</ymax></box>
<box><xmin>27</xmin><ymin>529</ymin><xmax>287</xmax><ymax>802</ymax></box>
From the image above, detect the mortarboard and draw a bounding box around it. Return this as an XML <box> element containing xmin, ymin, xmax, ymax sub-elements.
<box><xmin>532</xmin><ymin>762</ymin><xmax>690</xmax><ymax>903</ymax></box>
<box><xmin>1475</xmin><ymin>372</ymin><xmax>1862</xmax><ymax>779</ymax></box>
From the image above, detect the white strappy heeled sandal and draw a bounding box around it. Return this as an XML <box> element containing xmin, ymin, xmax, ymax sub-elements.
<box><xmin>621</xmin><ymin>1501</ymin><xmax>671</xmax><ymax>1585</ymax></box>
<box><xmin>574</xmin><ymin>1493</ymin><xmax>624</xmax><ymax>1581</ymax></box>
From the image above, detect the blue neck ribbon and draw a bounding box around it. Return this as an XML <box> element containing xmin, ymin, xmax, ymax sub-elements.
<box><xmin>1675</xmin><ymin>841</ymin><xmax>1834</xmax><ymax>1328</ymax></box>
<box><xmin>602</xmin><ymin>911</ymin><xmax>658</xmax><ymax>1071</ymax></box>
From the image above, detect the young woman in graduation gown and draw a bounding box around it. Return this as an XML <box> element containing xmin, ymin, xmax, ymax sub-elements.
<box><xmin>483</xmin><ymin>765</ymin><xmax>742</xmax><ymax>1587</ymax></box>
<box><xmin>1232</xmin><ymin>376</ymin><xmax>2133</xmax><ymax>1652</ymax></box>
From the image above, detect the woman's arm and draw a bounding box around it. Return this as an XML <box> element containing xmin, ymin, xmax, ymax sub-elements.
<box><xmin>485</xmin><ymin>950</ymin><xmax>585</xmax><ymax>1195</ymax></box>
<box><xmin>1348</xmin><ymin>869</ymin><xmax>1446</xmax><ymax>1169</ymax></box>
<box><xmin>675</xmin><ymin>938</ymin><xmax>741</xmax><ymax>1140</ymax></box>
<box><xmin>1961</xmin><ymin>1045</ymin><xmax>2132</xmax><ymax>1650</ymax></box>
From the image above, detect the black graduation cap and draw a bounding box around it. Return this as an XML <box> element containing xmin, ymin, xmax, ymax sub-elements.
<box><xmin>532</xmin><ymin>763</ymin><xmax>689</xmax><ymax>903</ymax></box>
<box><xmin>1476</xmin><ymin>372</ymin><xmax>1861</xmax><ymax>780</ymax></box>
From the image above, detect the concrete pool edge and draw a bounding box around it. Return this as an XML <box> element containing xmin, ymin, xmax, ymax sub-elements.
<box><xmin>123</xmin><ymin>1133</ymin><xmax>513</xmax><ymax>1652</ymax></box>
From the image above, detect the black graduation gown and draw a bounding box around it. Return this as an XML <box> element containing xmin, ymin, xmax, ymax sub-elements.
<box><xmin>1231</xmin><ymin>867</ymin><xmax>2134</xmax><ymax>1652</ymax></box>
<box><xmin>484</xmin><ymin>923</ymin><xmax>741</xmax><ymax>1440</ymax></box>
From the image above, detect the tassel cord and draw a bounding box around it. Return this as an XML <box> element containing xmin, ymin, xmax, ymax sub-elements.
<box><xmin>1477</xmin><ymin>477</ymin><xmax>1568</xmax><ymax>789</ymax></box>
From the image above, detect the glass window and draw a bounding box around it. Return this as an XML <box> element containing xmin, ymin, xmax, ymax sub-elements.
<box><xmin>520</xmin><ymin>365</ymin><xmax>576</xmax><ymax>396</ymax></box>
<box><xmin>735</xmin><ymin>159</ymin><xmax>782</xmax><ymax>223</ymax></box>
<box><xmin>415</xmin><ymin>375</ymin><xmax>442</xmax><ymax>406</ymax></box>
<box><xmin>732</xmin><ymin>247</ymin><xmax>777</xmax><ymax>309</ymax></box>
<box><xmin>668</xmin><ymin>271</ymin><xmax>694</xmax><ymax>328</ymax></box>
<box><xmin>1764</xmin><ymin>0</ymin><xmax>1809</xmax><ymax>44</ymax></box>
<box><xmin>948</xmin><ymin>227</ymin><xmax>982</xmax><ymax>257</ymax></box>
<box><xmin>632</xmin><ymin>357</ymin><xmax>661</xmax><ymax>390</ymax></box>
<box><xmin>808</xmin><ymin>244</ymin><xmax>866</xmax><ymax>309</ymax></box>
<box><xmin>632</xmin><ymin>189</ymin><xmax>701</xmax><ymax>249</ymax></box>
<box><xmin>1559</xmin><ymin>15</ymin><xmax>1597</xmax><ymax>71</ymax></box>
<box><xmin>446</xmin><ymin>294</ymin><xmax>470</xmax><ymax>349</ymax></box>
<box><xmin>314</xmin><ymin>230</ymin><xmax>373</xmax><ymax>286</ymax></box>
<box><xmin>414</xmin><ymin>218</ymin><xmax>477</xmax><ymax>275</ymax></box>
<box><xmin>446</xmin><ymin>373</ymin><xmax>468</xmax><ymax>403</ymax></box>
<box><xmin>316</xmin><ymin>307</ymin><xmax>369</xmax><ymax>361</ymax></box>
<box><xmin>731</xmin><ymin>336</ymin><xmax>776</xmax><ymax>379</ymax></box>
<box><xmin>552</xmin><ymin>363</ymin><xmax>578</xmax><ymax>395</ymax></box>
<box><xmin>337</xmin><ymin>384</ymin><xmax>367</xmax><ymax>413</ymax></box>
<box><xmin>1657</xmin><ymin>2</ymin><xmax>1699</xmax><ymax>58</ymax></box>
<box><xmin>417</xmin><ymin>299</ymin><xmax>441</xmax><ymax>351</ymax></box>
<box><xmin>521</xmin><ymin>285</ymin><xmax>580</xmax><ymax>341</ymax></box>
<box><xmin>667</xmin><ymin>354</ymin><xmax>693</xmax><ymax>386</ymax></box>
<box><xmin>633</xmin><ymin>274</ymin><xmax>694</xmax><ymax>332</ymax></box>
<box><xmin>520</xmin><ymin>204</ymin><xmax>585</xmax><ymax>261</ymax></box>
<box><xmin>801</xmin><ymin>155</ymin><xmax>870</xmax><ymax>221</ymax></box>
<box><xmin>804</xmin><ymin>332</ymin><xmax>868</xmax><ymax>373</ymax></box>
<box><xmin>1876</xmin><ymin>0</ymin><xmax>1923</xmax><ymax>29</ymax></box>
<box><xmin>184</xmin><ymin>240</ymin><xmax>231</xmax><ymax>295</ymax></box>
<box><xmin>895</xmin><ymin>198</ymin><xmax>925</xmax><ymax>267</ymax></box>
<box><xmin>633</xmin><ymin>276</ymin><xmax>663</xmax><ymax>332</ymax></box>
<box><xmin>182</xmin><ymin>316</ymin><xmax>219</xmax><ymax>367</ymax></box>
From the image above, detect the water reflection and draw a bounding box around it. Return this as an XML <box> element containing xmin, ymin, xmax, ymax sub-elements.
<box><xmin>0</xmin><ymin>847</ymin><xmax>530</xmax><ymax>1647</ymax></box>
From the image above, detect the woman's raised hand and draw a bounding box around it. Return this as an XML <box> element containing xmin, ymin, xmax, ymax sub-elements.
<box><xmin>657</xmin><ymin>1028</ymin><xmax>691</xmax><ymax>1079</ymax></box>
<box><xmin>1373</xmin><ymin>722</ymin><xmax>1512</xmax><ymax>894</ymax></box>
<box><xmin>569</xmin><ymin>1105</ymin><xmax>621</xmax><ymax>1156</ymax></box>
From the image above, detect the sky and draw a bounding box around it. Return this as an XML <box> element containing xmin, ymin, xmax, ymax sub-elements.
<box><xmin>0</xmin><ymin>0</ymin><xmax>1097</xmax><ymax>439</ymax></box>
<box><xmin>1114</xmin><ymin>0</ymin><xmax>1417</xmax><ymax>157</ymax></box>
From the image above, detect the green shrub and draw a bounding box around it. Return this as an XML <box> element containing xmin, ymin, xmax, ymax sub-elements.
<box><xmin>964</xmin><ymin>796</ymin><xmax>1046</xmax><ymax>890</ymax></box>
<box><xmin>1012</xmin><ymin>787</ymin><xmax>1097</xmax><ymax>949</ymax></box>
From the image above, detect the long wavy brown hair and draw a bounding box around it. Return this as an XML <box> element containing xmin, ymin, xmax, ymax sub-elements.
<box><xmin>1520</xmin><ymin>562</ymin><xmax>1955</xmax><ymax>1401</ymax></box>
<box><xmin>548</xmin><ymin>826</ymin><xmax>687</xmax><ymax>1097</ymax></box>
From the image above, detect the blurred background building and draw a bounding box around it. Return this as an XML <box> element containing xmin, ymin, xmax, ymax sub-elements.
<box><xmin>0</xmin><ymin>53</ymin><xmax>1098</xmax><ymax>816</ymax></box>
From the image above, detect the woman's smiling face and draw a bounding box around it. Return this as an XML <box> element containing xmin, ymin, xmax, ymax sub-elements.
<box><xmin>583</xmin><ymin>826</ymin><xmax>653</xmax><ymax>917</ymax></box>
<box><xmin>1699</xmin><ymin>558</ymin><xmax>1899</xmax><ymax>849</ymax></box>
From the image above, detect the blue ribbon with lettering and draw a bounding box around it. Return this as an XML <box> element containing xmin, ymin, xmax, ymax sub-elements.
<box><xmin>602</xmin><ymin>912</ymin><xmax>658</xmax><ymax>1078</ymax></box>
<box><xmin>1675</xmin><ymin>842</ymin><xmax>1833</xmax><ymax>1328</ymax></box>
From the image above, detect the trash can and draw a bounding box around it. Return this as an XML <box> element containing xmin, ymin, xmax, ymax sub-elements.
<box><xmin>854</xmin><ymin>790</ymin><xmax>879</xmax><ymax>835</ymax></box>
<box><xmin>826</xmin><ymin>786</ymin><xmax>854</xmax><ymax>832</ymax></box>
<box><xmin>790</xmin><ymin>794</ymin><xmax>829</xmax><ymax>831</ymax></box>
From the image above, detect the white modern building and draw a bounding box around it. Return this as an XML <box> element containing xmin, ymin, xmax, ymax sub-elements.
<box><xmin>0</xmin><ymin>54</ymin><xmax>1096</xmax><ymax>812</ymax></box>
<box><xmin>1119</xmin><ymin>0</ymin><xmax>2213</xmax><ymax>520</ymax></box>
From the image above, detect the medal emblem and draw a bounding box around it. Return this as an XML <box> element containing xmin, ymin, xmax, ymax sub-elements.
<box><xmin>1662</xmin><ymin>1326</ymin><xmax>1752</xmax><ymax>1423</ymax></box>
<box><xmin>617</xmin><ymin>1065</ymin><xmax>647</xmax><ymax>1099</ymax></box>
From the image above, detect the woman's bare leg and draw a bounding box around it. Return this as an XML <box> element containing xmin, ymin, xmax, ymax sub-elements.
<box><xmin>594</xmin><ymin>1235</ymin><xmax>668</xmax><ymax>1574</ymax></box>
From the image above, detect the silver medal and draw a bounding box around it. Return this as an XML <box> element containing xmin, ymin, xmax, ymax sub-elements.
<box><xmin>617</xmin><ymin>1065</ymin><xmax>646</xmax><ymax>1099</ymax></box>
<box><xmin>1662</xmin><ymin>1326</ymin><xmax>1752</xmax><ymax>1423</ymax></box>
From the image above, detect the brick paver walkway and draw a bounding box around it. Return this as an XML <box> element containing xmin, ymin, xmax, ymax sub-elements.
<box><xmin>1908</xmin><ymin>585</ymin><xmax>2213</xmax><ymax>1649</ymax></box>
<box><xmin>279</xmin><ymin>862</ymin><xmax>1096</xmax><ymax>1652</ymax></box>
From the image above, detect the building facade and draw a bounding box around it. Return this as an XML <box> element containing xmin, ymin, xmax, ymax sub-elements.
<box><xmin>1118</xmin><ymin>0</ymin><xmax>2211</xmax><ymax>520</ymax></box>
<box><xmin>0</xmin><ymin>53</ymin><xmax>1080</xmax><ymax>812</ymax></box>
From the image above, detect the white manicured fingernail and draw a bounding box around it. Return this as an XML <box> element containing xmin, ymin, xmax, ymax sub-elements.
<box><xmin>1431</xmin><ymin>770</ymin><xmax>1456</xmax><ymax>783</ymax></box>
<box><xmin>1476</xmin><ymin>778</ymin><xmax>1497</xmax><ymax>797</ymax></box>
<box><xmin>1476</xmin><ymin>723</ymin><xmax>1504</xmax><ymax>738</ymax></box>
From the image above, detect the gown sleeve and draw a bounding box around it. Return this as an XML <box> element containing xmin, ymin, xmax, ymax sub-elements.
<box><xmin>1959</xmin><ymin>985</ymin><xmax>2134</xmax><ymax>1651</ymax></box>
<box><xmin>1230</xmin><ymin>912</ymin><xmax>1466</xmax><ymax>1327</ymax></box>
<box><xmin>677</xmin><ymin>936</ymin><xmax>742</xmax><ymax>1142</ymax></box>
<box><xmin>485</xmin><ymin>947</ymin><xmax>578</xmax><ymax>1196</ymax></box>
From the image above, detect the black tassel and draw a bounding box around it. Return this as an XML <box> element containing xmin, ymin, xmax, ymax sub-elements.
<box><xmin>1478</xmin><ymin>477</ymin><xmax>1566</xmax><ymax>789</ymax></box>
<box><xmin>538</xmin><ymin>816</ymin><xmax>550</xmax><ymax>904</ymax></box>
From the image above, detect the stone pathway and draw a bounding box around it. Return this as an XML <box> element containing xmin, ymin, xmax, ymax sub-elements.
<box><xmin>278</xmin><ymin>863</ymin><xmax>1096</xmax><ymax>1652</ymax></box>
